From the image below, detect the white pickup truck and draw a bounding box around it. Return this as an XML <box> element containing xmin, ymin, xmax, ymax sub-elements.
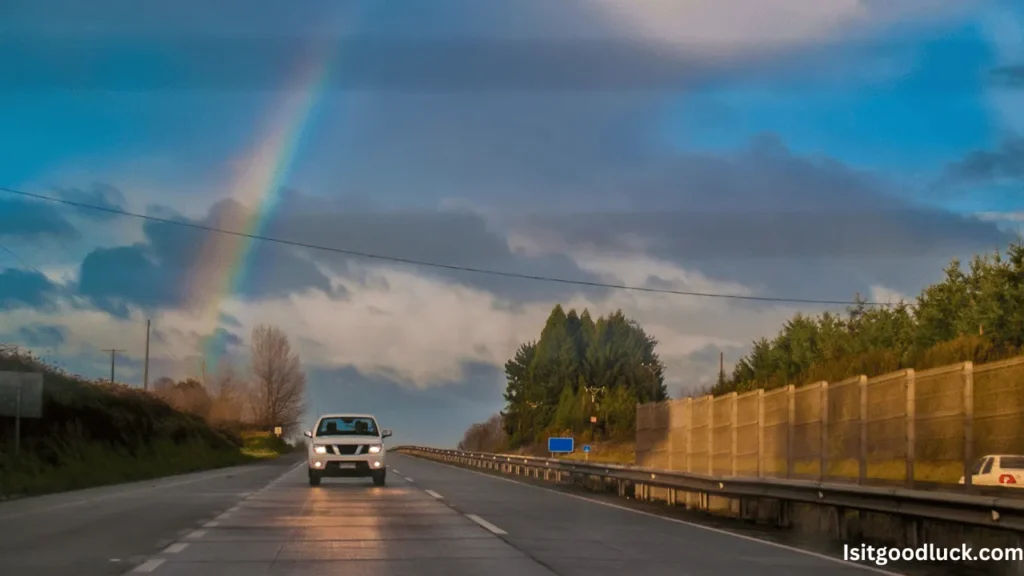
<box><xmin>304</xmin><ymin>413</ymin><xmax>392</xmax><ymax>487</ymax></box>
<box><xmin>958</xmin><ymin>454</ymin><xmax>1024</xmax><ymax>487</ymax></box>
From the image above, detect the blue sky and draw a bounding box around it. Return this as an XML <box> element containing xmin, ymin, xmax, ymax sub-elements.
<box><xmin>1</xmin><ymin>0</ymin><xmax>1023</xmax><ymax>447</ymax></box>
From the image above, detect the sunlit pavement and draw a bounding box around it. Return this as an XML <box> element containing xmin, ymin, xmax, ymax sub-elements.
<box><xmin>138</xmin><ymin>463</ymin><xmax>550</xmax><ymax>576</ymax></box>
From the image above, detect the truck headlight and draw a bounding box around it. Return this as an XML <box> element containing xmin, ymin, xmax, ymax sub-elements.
<box><xmin>368</xmin><ymin>445</ymin><xmax>382</xmax><ymax>454</ymax></box>
<box><xmin>314</xmin><ymin>446</ymin><xmax>328</xmax><ymax>454</ymax></box>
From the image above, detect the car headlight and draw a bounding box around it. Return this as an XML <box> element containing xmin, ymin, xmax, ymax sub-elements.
<box><xmin>314</xmin><ymin>446</ymin><xmax>328</xmax><ymax>454</ymax></box>
<box><xmin>368</xmin><ymin>445</ymin><xmax>382</xmax><ymax>454</ymax></box>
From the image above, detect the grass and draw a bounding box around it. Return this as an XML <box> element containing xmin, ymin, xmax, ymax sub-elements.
<box><xmin>0</xmin><ymin>349</ymin><xmax>297</xmax><ymax>499</ymax></box>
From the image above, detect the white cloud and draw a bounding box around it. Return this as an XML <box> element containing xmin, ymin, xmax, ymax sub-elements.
<box><xmin>588</xmin><ymin>0</ymin><xmax>970</xmax><ymax>55</ymax></box>
<box><xmin>868</xmin><ymin>284</ymin><xmax>913</xmax><ymax>305</ymax></box>
<box><xmin>2</xmin><ymin>249</ymin><xmax>808</xmax><ymax>394</ymax></box>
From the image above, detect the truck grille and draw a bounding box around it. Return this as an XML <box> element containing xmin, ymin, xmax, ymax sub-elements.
<box><xmin>330</xmin><ymin>444</ymin><xmax>363</xmax><ymax>455</ymax></box>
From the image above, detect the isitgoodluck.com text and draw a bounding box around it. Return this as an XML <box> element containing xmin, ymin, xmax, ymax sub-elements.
<box><xmin>845</xmin><ymin>543</ymin><xmax>1024</xmax><ymax>566</ymax></box>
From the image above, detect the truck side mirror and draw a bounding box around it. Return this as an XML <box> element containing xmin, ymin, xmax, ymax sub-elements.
<box><xmin>303</xmin><ymin>430</ymin><xmax>313</xmax><ymax>438</ymax></box>
<box><xmin>382</xmin><ymin>429</ymin><xmax>393</xmax><ymax>438</ymax></box>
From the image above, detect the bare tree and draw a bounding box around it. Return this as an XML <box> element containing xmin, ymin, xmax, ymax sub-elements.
<box><xmin>457</xmin><ymin>414</ymin><xmax>508</xmax><ymax>453</ymax></box>
<box><xmin>207</xmin><ymin>360</ymin><xmax>249</xmax><ymax>424</ymax></box>
<box><xmin>249</xmin><ymin>325</ymin><xmax>307</xmax><ymax>433</ymax></box>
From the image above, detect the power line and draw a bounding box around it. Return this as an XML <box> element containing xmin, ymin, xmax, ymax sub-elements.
<box><xmin>0</xmin><ymin>241</ymin><xmax>42</xmax><ymax>274</ymax></box>
<box><xmin>0</xmin><ymin>185</ymin><xmax>887</xmax><ymax>306</ymax></box>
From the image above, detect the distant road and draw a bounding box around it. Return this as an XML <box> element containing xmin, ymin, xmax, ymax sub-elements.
<box><xmin>0</xmin><ymin>450</ymin><xmax>897</xmax><ymax>575</ymax></box>
<box><xmin>0</xmin><ymin>455</ymin><xmax>302</xmax><ymax>576</ymax></box>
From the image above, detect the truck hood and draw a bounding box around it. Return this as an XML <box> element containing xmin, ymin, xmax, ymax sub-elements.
<box><xmin>312</xmin><ymin>435</ymin><xmax>381</xmax><ymax>445</ymax></box>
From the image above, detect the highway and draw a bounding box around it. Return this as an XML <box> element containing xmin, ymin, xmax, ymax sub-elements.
<box><xmin>0</xmin><ymin>452</ymin><xmax>892</xmax><ymax>576</ymax></box>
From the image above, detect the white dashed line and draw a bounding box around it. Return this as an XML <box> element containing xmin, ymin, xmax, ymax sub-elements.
<box><xmin>203</xmin><ymin>520</ymin><xmax>220</xmax><ymax>528</ymax></box>
<box><xmin>404</xmin><ymin>477</ymin><xmax>414</xmax><ymax>482</ymax></box>
<box><xmin>410</xmin><ymin>456</ymin><xmax>900</xmax><ymax>576</ymax></box>
<box><xmin>186</xmin><ymin>530</ymin><xmax>207</xmax><ymax>539</ymax></box>
<box><xmin>425</xmin><ymin>489</ymin><xmax>443</xmax><ymax>499</ymax></box>
<box><xmin>164</xmin><ymin>542</ymin><xmax>189</xmax><ymax>554</ymax></box>
<box><xmin>132</xmin><ymin>558</ymin><xmax>166</xmax><ymax>573</ymax></box>
<box><xmin>466</xmin><ymin>514</ymin><xmax>507</xmax><ymax>535</ymax></box>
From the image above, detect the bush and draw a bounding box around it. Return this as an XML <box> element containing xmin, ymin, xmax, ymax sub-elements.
<box><xmin>0</xmin><ymin>348</ymin><xmax>269</xmax><ymax>498</ymax></box>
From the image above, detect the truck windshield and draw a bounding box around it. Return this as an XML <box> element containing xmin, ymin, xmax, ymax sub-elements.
<box><xmin>316</xmin><ymin>417</ymin><xmax>378</xmax><ymax>437</ymax></box>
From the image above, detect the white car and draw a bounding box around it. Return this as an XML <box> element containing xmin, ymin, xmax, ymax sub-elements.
<box><xmin>958</xmin><ymin>454</ymin><xmax>1024</xmax><ymax>487</ymax></box>
<box><xmin>303</xmin><ymin>413</ymin><xmax>392</xmax><ymax>486</ymax></box>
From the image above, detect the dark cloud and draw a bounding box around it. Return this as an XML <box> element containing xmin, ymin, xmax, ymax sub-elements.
<box><xmin>206</xmin><ymin>327</ymin><xmax>242</xmax><ymax>359</ymax></box>
<box><xmin>939</xmin><ymin>136</ymin><xmax>1024</xmax><ymax>187</ymax></box>
<box><xmin>218</xmin><ymin>312</ymin><xmax>242</xmax><ymax>328</ymax></box>
<box><xmin>17</xmin><ymin>324</ymin><xmax>66</xmax><ymax>348</ymax></box>
<box><xmin>76</xmin><ymin>196</ymin><xmax>340</xmax><ymax>314</ymax></box>
<box><xmin>508</xmin><ymin>136</ymin><xmax>1012</xmax><ymax>301</ymax></box>
<box><xmin>991</xmin><ymin>64</ymin><xmax>1024</xmax><ymax>87</ymax></box>
<box><xmin>0</xmin><ymin>198</ymin><xmax>79</xmax><ymax>240</ymax></box>
<box><xmin>54</xmin><ymin>183</ymin><xmax>127</xmax><ymax>220</ymax></box>
<box><xmin>256</xmin><ymin>190</ymin><xmax>611</xmax><ymax>304</ymax></box>
<box><xmin>0</xmin><ymin>268</ymin><xmax>62</xmax><ymax>309</ymax></box>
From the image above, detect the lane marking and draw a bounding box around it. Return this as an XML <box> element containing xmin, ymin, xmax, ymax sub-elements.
<box><xmin>132</xmin><ymin>558</ymin><xmax>165</xmax><ymax>573</ymax></box>
<box><xmin>425</xmin><ymin>489</ymin><xmax>443</xmax><ymax>500</ymax></box>
<box><xmin>404</xmin><ymin>477</ymin><xmax>414</xmax><ymax>482</ymax></box>
<box><xmin>396</xmin><ymin>454</ymin><xmax>900</xmax><ymax>576</ymax></box>
<box><xmin>204</xmin><ymin>520</ymin><xmax>220</xmax><ymax>528</ymax></box>
<box><xmin>164</xmin><ymin>542</ymin><xmax>189</xmax><ymax>554</ymax></box>
<box><xmin>466</xmin><ymin>513</ymin><xmax>507</xmax><ymax>535</ymax></box>
<box><xmin>186</xmin><ymin>530</ymin><xmax>207</xmax><ymax>539</ymax></box>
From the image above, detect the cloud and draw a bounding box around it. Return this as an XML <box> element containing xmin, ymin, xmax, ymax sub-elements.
<box><xmin>940</xmin><ymin>136</ymin><xmax>1024</xmax><ymax>186</ymax></box>
<box><xmin>0</xmin><ymin>268</ymin><xmax>62</xmax><ymax>309</ymax></box>
<box><xmin>16</xmin><ymin>324</ymin><xmax>66</xmax><ymax>348</ymax></box>
<box><xmin>991</xmin><ymin>64</ymin><xmax>1024</xmax><ymax>87</ymax></box>
<box><xmin>0</xmin><ymin>198</ymin><xmax>78</xmax><ymax>240</ymax></box>
<box><xmin>54</xmin><ymin>183</ymin><xmax>127</xmax><ymax>220</ymax></box>
<box><xmin>75</xmin><ymin>197</ymin><xmax>341</xmax><ymax>314</ymax></box>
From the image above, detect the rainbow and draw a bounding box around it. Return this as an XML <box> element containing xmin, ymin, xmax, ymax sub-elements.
<box><xmin>187</xmin><ymin>31</ymin><xmax>344</xmax><ymax>368</ymax></box>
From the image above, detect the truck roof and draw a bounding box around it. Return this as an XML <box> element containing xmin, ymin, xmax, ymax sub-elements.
<box><xmin>315</xmin><ymin>413</ymin><xmax>377</xmax><ymax>420</ymax></box>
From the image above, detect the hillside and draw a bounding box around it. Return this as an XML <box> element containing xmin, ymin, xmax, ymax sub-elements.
<box><xmin>0</xmin><ymin>348</ymin><xmax>294</xmax><ymax>498</ymax></box>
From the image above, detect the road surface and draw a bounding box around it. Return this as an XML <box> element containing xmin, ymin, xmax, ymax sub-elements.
<box><xmin>0</xmin><ymin>452</ymin><xmax>892</xmax><ymax>576</ymax></box>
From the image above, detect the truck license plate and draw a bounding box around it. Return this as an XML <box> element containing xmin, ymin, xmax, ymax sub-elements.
<box><xmin>337</xmin><ymin>463</ymin><xmax>357</xmax><ymax>469</ymax></box>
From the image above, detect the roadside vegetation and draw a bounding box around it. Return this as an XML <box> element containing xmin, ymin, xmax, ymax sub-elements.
<box><xmin>0</xmin><ymin>324</ymin><xmax>306</xmax><ymax>498</ymax></box>
<box><xmin>459</xmin><ymin>241</ymin><xmax>1024</xmax><ymax>467</ymax></box>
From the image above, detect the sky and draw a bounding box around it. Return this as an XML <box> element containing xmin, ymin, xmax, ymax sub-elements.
<box><xmin>1</xmin><ymin>0</ymin><xmax>1023</xmax><ymax>447</ymax></box>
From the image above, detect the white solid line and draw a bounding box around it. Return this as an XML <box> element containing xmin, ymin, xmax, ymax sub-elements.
<box><xmin>425</xmin><ymin>489</ymin><xmax>443</xmax><ymax>499</ymax></box>
<box><xmin>204</xmin><ymin>520</ymin><xmax>220</xmax><ymax>528</ymax></box>
<box><xmin>405</xmin><ymin>455</ymin><xmax>900</xmax><ymax>576</ymax></box>
<box><xmin>164</xmin><ymin>542</ymin><xmax>189</xmax><ymax>554</ymax></box>
<box><xmin>466</xmin><ymin>513</ymin><xmax>507</xmax><ymax>535</ymax></box>
<box><xmin>186</xmin><ymin>530</ymin><xmax>207</xmax><ymax>539</ymax></box>
<box><xmin>132</xmin><ymin>558</ymin><xmax>166</xmax><ymax>573</ymax></box>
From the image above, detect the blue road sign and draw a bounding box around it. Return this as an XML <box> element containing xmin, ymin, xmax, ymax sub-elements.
<box><xmin>547</xmin><ymin>437</ymin><xmax>574</xmax><ymax>453</ymax></box>
<box><xmin>583</xmin><ymin>445</ymin><xmax>591</xmax><ymax>453</ymax></box>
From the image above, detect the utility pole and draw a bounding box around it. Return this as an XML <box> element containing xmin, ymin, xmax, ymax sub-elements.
<box><xmin>102</xmin><ymin>349</ymin><xmax>126</xmax><ymax>384</ymax></box>
<box><xmin>143</xmin><ymin>319</ymin><xmax>151</xmax><ymax>391</ymax></box>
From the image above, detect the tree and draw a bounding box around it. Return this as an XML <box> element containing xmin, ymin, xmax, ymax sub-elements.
<box><xmin>493</xmin><ymin>305</ymin><xmax>668</xmax><ymax>449</ymax></box>
<box><xmin>249</xmin><ymin>325</ymin><xmax>307</xmax><ymax>434</ymax></box>
<box><xmin>715</xmin><ymin>240</ymin><xmax>1024</xmax><ymax>395</ymax></box>
<box><xmin>206</xmin><ymin>360</ymin><xmax>249</xmax><ymax>424</ymax></box>
<box><xmin>457</xmin><ymin>414</ymin><xmax>508</xmax><ymax>452</ymax></box>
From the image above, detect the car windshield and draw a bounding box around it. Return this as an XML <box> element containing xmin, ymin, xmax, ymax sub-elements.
<box><xmin>316</xmin><ymin>417</ymin><xmax>378</xmax><ymax>437</ymax></box>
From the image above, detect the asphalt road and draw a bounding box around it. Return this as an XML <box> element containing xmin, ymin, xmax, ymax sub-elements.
<box><xmin>0</xmin><ymin>455</ymin><xmax>303</xmax><ymax>576</ymax></box>
<box><xmin>0</xmin><ymin>450</ymin><xmax>900</xmax><ymax>575</ymax></box>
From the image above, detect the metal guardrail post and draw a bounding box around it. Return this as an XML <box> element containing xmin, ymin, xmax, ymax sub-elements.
<box><xmin>858</xmin><ymin>376</ymin><xmax>868</xmax><ymax>484</ymax></box>
<box><xmin>963</xmin><ymin>362</ymin><xmax>974</xmax><ymax>488</ymax></box>
<box><xmin>905</xmin><ymin>369</ymin><xmax>916</xmax><ymax>489</ymax></box>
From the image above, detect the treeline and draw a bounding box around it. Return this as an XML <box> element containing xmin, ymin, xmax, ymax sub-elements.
<box><xmin>718</xmin><ymin>242</ymin><xmax>1024</xmax><ymax>394</ymax></box>
<box><xmin>500</xmin><ymin>305</ymin><xmax>667</xmax><ymax>448</ymax></box>
<box><xmin>154</xmin><ymin>324</ymin><xmax>307</xmax><ymax>435</ymax></box>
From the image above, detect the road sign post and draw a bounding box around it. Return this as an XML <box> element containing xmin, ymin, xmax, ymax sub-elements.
<box><xmin>583</xmin><ymin>444</ymin><xmax>591</xmax><ymax>461</ymax></box>
<box><xmin>0</xmin><ymin>372</ymin><xmax>44</xmax><ymax>457</ymax></box>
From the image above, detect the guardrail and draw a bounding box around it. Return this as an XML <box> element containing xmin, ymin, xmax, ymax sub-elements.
<box><xmin>393</xmin><ymin>446</ymin><xmax>1024</xmax><ymax>534</ymax></box>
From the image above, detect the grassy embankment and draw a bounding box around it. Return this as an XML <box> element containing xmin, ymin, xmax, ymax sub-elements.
<box><xmin>0</xmin><ymin>350</ymin><xmax>297</xmax><ymax>498</ymax></box>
